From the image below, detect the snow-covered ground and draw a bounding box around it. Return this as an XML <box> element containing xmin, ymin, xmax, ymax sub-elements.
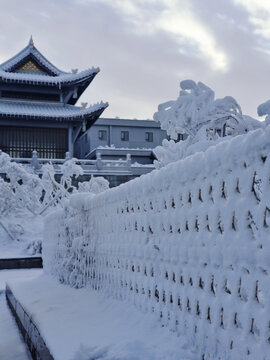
<box><xmin>0</xmin><ymin>215</ymin><xmax>43</xmax><ymax>258</ymax></box>
<box><xmin>7</xmin><ymin>273</ymin><xmax>196</xmax><ymax>360</ymax></box>
<box><xmin>0</xmin><ymin>294</ymin><xmax>30</xmax><ymax>360</ymax></box>
<box><xmin>0</xmin><ymin>269</ymin><xmax>42</xmax><ymax>360</ymax></box>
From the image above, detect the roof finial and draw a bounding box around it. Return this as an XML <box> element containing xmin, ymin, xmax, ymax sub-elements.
<box><xmin>29</xmin><ymin>35</ymin><xmax>34</xmax><ymax>47</ymax></box>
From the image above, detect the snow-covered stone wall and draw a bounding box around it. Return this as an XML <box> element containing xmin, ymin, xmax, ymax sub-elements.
<box><xmin>43</xmin><ymin>126</ymin><xmax>270</xmax><ymax>360</ymax></box>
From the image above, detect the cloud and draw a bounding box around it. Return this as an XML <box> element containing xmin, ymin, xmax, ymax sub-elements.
<box><xmin>233</xmin><ymin>0</ymin><xmax>270</xmax><ymax>40</ymax></box>
<box><xmin>0</xmin><ymin>0</ymin><xmax>269</xmax><ymax>120</ymax></box>
<box><xmin>78</xmin><ymin>0</ymin><xmax>228</xmax><ymax>71</ymax></box>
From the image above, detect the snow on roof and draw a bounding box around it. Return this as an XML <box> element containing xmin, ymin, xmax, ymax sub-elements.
<box><xmin>0</xmin><ymin>37</ymin><xmax>64</xmax><ymax>75</ymax></box>
<box><xmin>0</xmin><ymin>67</ymin><xmax>99</xmax><ymax>86</ymax></box>
<box><xmin>96</xmin><ymin>146</ymin><xmax>154</xmax><ymax>152</ymax></box>
<box><xmin>0</xmin><ymin>37</ymin><xmax>99</xmax><ymax>85</ymax></box>
<box><xmin>0</xmin><ymin>99</ymin><xmax>108</xmax><ymax>120</ymax></box>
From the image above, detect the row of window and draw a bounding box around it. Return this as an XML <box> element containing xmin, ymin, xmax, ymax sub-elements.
<box><xmin>98</xmin><ymin>130</ymin><xmax>154</xmax><ymax>142</ymax></box>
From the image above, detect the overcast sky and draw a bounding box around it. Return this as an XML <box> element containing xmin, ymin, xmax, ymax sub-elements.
<box><xmin>0</xmin><ymin>0</ymin><xmax>270</xmax><ymax>120</ymax></box>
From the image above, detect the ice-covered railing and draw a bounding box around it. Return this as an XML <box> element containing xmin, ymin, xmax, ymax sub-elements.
<box><xmin>9</xmin><ymin>151</ymin><xmax>154</xmax><ymax>176</ymax></box>
<box><xmin>44</xmin><ymin>126</ymin><xmax>270</xmax><ymax>360</ymax></box>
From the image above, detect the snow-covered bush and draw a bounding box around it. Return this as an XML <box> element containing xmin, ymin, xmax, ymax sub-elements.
<box><xmin>0</xmin><ymin>151</ymin><xmax>109</xmax><ymax>255</ymax></box>
<box><xmin>0</xmin><ymin>152</ymin><xmax>86</xmax><ymax>217</ymax></box>
<box><xmin>153</xmin><ymin>80</ymin><xmax>263</xmax><ymax>168</ymax></box>
<box><xmin>60</xmin><ymin>158</ymin><xmax>84</xmax><ymax>190</ymax></box>
<box><xmin>78</xmin><ymin>176</ymin><xmax>109</xmax><ymax>194</ymax></box>
<box><xmin>257</xmin><ymin>99</ymin><xmax>270</xmax><ymax>127</ymax></box>
<box><xmin>0</xmin><ymin>151</ymin><xmax>43</xmax><ymax>216</ymax></box>
<box><xmin>154</xmin><ymin>80</ymin><xmax>244</xmax><ymax>139</ymax></box>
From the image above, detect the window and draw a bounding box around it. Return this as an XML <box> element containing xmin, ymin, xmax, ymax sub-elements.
<box><xmin>145</xmin><ymin>132</ymin><xmax>153</xmax><ymax>142</ymax></box>
<box><xmin>176</xmin><ymin>133</ymin><xmax>184</xmax><ymax>142</ymax></box>
<box><xmin>0</xmin><ymin>126</ymin><xmax>68</xmax><ymax>159</ymax></box>
<box><xmin>121</xmin><ymin>131</ymin><xmax>129</xmax><ymax>141</ymax></box>
<box><xmin>98</xmin><ymin>130</ymin><xmax>107</xmax><ymax>140</ymax></box>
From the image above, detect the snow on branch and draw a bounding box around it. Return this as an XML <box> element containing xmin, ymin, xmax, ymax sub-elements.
<box><xmin>153</xmin><ymin>80</ymin><xmax>263</xmax><ymax>168</ymax></box>
<box><xmin>0</xmin><ymin>151</ymin><xmax>109</xmax><ymax>254</ymax></box>
<box><xmin>257</xmin><ymin>99</ymin><xmax>270</xmax><ymax>127</ymax></box>
<box><xmin>154</xmin><ymin>80</ymin><xmax>243</xmax><ymax>139</ymax></box>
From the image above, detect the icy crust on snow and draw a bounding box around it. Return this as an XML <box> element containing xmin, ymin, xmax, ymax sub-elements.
<box><xmin>44</xmin><ymin>126</ymin><xmax>270</xmax><ymax>360</ymax></box>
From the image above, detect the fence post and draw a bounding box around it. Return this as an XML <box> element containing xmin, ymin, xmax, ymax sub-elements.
<box><xmin>126</xmin><ymin>153</ymin><xmax>131</xmax><ymax>168</ymax></box>
<box><xmin>31</xmin><ymin>151</ymin><xmax>41</xmax><ymax>170</ymax></box>
<box><xmin>65</xmin><ymin>152</ymin><xmax>71</xmax><ymax>161</ymax></box>
<box><xmin>96</xmin><ymin>153</ymin><xmax>103</xmax><ymax>170</ymax></box>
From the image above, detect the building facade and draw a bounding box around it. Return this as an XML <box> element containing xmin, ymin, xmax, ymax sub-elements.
<box><xmin>0</xmin><ymin>39</ymin><xmax>168</xmax><ymax>185</ymax></box>
<box><xmin>75</xmin><ymin>117</ymin><xmax>167</xmax><ymax>164</ymax></box>
<box><xmin>0</xmin><ymin>37</ymin><xmax>107</xmax><ymax>159</ymax></box>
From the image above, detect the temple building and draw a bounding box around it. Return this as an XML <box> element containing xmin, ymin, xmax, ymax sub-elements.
<box><xmin>0</xmin><ymin>37</ymin><xmax>108</xmax><ymax>159</ymax></box>
<box><xmin>0</xmin><ymin>38</ymin><xmax>169</xmax><ymax>185</ymax></box>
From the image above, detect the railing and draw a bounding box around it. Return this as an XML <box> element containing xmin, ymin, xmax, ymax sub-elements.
<box><xmin>43</xmin><ymin>126</ymin><xmax>270</xmax><ymax>359</ymax></box>
<box><xmin>9</xmin><ymin>151</ymin><xmax>154</xmax><ymax>176</ymax></box>
<box><xmin>6</xmin><ymin>285</ymin><xmax>54</xmax><ymax>360</ymax></box>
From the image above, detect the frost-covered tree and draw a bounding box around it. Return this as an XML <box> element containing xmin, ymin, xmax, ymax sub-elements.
<box><xmin>0</xmin><ymin>151</ymin><xmax>43</xmax><ymax>216</ymax></box>
<box><xmin>257</xmin><ymin>99</ymin><xmax>270</xmax><ymax>126</ymax></box>
<box><xmin>154</xmin><ymin>80</ymin><xmax>245</xmax><ymax>139</ymax></box>
<box><xmin>39</xmin><ymin>159</ymin><xmax>85</xmax><ymax>214</ymax></box>
<box><xmin>0</xmin><ymin>152</ymin><xmax>110</xmax><ymax>252</ymax></box>
<box><xmin>78</xmin><ymin>176</ymin><xmax>109</xmax><ymax>194</ymax></box>
<box><xmin>154</xmin><ymin>80</ymin><xmax>262</xmax><ymax>168</ymax></box>
<box><xmin>60</xmin><ymin>158</ymin><xmax>84</xmax><ymax>190</ymax></box>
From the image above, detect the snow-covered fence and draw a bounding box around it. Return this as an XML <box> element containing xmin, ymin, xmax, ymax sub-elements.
<box><xmin>44</xmin><ymin>126</ymin><xmax>270</xmax><ymax>360</ymax></box>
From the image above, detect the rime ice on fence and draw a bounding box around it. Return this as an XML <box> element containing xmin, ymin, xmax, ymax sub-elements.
<box><xmin>43</xmin><ymin>126</ymin><xmax>270</xmax><ymax>360</ymax></box>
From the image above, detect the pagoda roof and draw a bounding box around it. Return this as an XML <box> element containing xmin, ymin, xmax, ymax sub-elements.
<box><xmin>0</xmin><ymin>99</ymin><xmax>108</xmax><ymax>122</ymax></box>
<box><xmin>0</xmin><ymin>67</ymin><xmax>99</xmax><ymax>86</ymax></box>
<box><xmin>0</xmin><ymin>37</ymin><xmax>99</xmax><ymax>87</ymax></box>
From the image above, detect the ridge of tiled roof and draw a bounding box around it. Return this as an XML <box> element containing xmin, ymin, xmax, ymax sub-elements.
<box><xmin>0</xmin><ymin>37</ymin><xmax>65</xmax><ymax>75</ymax></box>
<box><xmin>0</xmin><ymin>67</ymin><xmax>99</xmax><ymax>86</ymax></box>
<box><xmin>0</xmin><ymin>99</ymin><xmax>108</xmax><ymax>120</ymax></box>
<box><xmin>0</xmin><ymin>38</ymin><xmax>99</xmax><ymax>86</ymax></box>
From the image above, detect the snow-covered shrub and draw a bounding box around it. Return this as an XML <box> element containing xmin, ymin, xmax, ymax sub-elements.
<box><xmin>39</xmin><ymin>159</ymin><xmax>85</xmax><ymax>214</ymax></box>
<box><xmin>257</xmin><ymin>99</ymin><xmax>270</xmax><ymax>127</ymax></box>
<box><xmin>60</xmin><ymin>158</ymin><xmax>83</xmax><ymax>190</ymax></box>
<box><xmin>154</xmin><ymin>80</ymin><xmax>244</xmax><ymax>139</ymax></box>
<box><xmin>44</xmin><ymin>125</ymin><xmax>270</xmax><ymax>360</ymax></box>
<box><xmin>25</xmin><ymin>239</ymin><xmax>42</xmax><ymax>255</ymax></box>
<box><xmin>0</xmin><ymin>152</ymin><xmax>109</xmax><ymax>255</ymax></box>
<box><xmin>0</xmin><ymin>151</ymin><xmax>43</xmax><ymax>216</ymax></box>
<box><xmin>78</xmin><ymin>176</ymin><xmax>109</xmax><ymax>194</ymax></box>
<box><xmin>153</xmin><ymin>80</ymin><xmax>263</xmax><ymax>168</ymax></box>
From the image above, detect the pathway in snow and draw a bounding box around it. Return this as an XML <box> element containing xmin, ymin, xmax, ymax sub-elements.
<box><xmin>0</xmin><ymin>292</ymin><xmax>30</xmax><ymax>360</ymax></box>
<box><xmin>0</xmin><ymin>269</ymin><xmax>42</xmax><ymax>360</ymax></box>
<box><xmin>7</xmin><ymin>274</ymin><xmax>196</xmax><ymax>360</ymax></box>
